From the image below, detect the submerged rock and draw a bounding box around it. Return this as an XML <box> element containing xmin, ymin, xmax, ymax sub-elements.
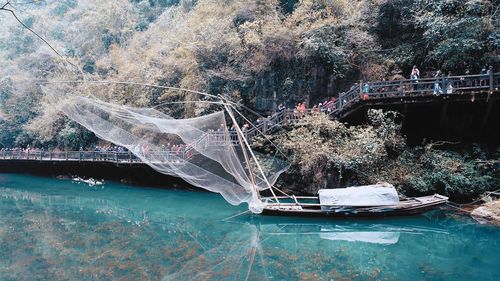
<box><xmin>56</xmin><ymin>175</ymin><xmax>71</xmax><ymax>180</ymax></box>
<box><xmin>471</xmin><ymin>200</ymin><xmax>500</xmax><ymax>226</ymax></box>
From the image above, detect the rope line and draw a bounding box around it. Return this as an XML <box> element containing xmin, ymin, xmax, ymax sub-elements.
<box><xmin>444</xmin><ymin>188</ymin><xmax>500</xmax><ymax>213</ymax></box>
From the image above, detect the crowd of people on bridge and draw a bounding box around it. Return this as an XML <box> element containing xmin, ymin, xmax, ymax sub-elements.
<box><xmin>259</xmin><ymin>65</ymin><xmax>497</xmax><ymax>125</ymax></box>
<box><xmin>225</xmin><ymin>65</ymin><xmax>496</xmax><ymax>143</ymax></box>
<box><xmin>358</xmin><ymin>65</ymin><xmax>496</xmax><ymax>97</ymax></box>
<box><xmin>273</xmin><ymin>96</ymin><xmax>340</xmax><ymax>121</ymax></box>
<box><xmin>92</xmin><ymin>145</ymin><xmax>127</xmax><ymax>153</ymax></box>
<box><xmin>274</xmin><ymin>96</ymin><xmax>342</xmax><ymax>121</ymax></box>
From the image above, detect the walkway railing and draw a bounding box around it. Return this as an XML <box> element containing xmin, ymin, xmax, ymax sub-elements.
<box><xmin>330</xmin><ymin>72</ymin><xmax>500</xmax><ymax>117</ymax></box>
<box><xmin>0</xmin><ymin>150</ymin><xmax>142</xmax><ymax>164</ymax></box>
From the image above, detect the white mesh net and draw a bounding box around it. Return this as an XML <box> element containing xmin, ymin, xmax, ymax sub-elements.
<box><xmin>51</xmin><ymin>94</ymin><xmax>287</xmax><ymax>213</ymax></box>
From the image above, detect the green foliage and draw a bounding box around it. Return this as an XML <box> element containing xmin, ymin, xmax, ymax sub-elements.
<box><xmin>260</xmin><ymin>110</ymin><xmax>499</xmax><ymax>199</ymax></box>
<box><xmin>7</xmin><ymin>35</ymin><xmax>36</xmax><ymax>56</ymax></box>
<box><xmin>254</xmin><ymin>110</ymin><xmax>404</xmax><ymax>193</ymax></box>
<box><xmin>55</xmin><ymin>122</ymin><xmax>97</xmax><ymax>150</ymax></box>
<box><xmin>279</xmin><ymin>0</ymin><xmax>299</xmax><ymax>13</ymax></box>
<box><xmin>376</xmin><ymin>0</ymin><xmax>499</xmax><ymax>74</ymax></box>
<box><xmin>82</xmin><ymin>60</ymin><xmax>96</xmax><ymax>74</ymax></box>
<box><xmin>401</xmin><ymin>147</ymin><xmax>497</xmax><ymax>198</ymax></box>
<box><xmin>148</xmin><ymin>0</ymin><xmax>181</xmax><ymax>7</ymax></box>
<box><xmin>299</xmin><ymin>25</ymin><xmax>351</xmax><ymax>76</ymax></box>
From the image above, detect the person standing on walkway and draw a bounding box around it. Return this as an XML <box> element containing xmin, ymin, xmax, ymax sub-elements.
<box><xmin>299</xmin><ymin>102</ymin><xmax>306</xmax><ymax>117</ymax></box>
<box><xmin>362</xmin><ymin>83</ymin><xmax>370</xmax><ymax>93</ymax></box>
<box><xmin>433</xmin><ymin>70</ymin><xmax>442</xmax><ymax>95</ymax></box>
<box><xmin>410</xmin><ymin>65</ymin><xmax>420</xmax><ymax>92</ymax></box>
<box><xmin>487</xmin><ymin>66</ymin><xmax>493</xmax><ymax>79</ymax></box>
<box><xmin>411</xmin><ymin>65</ymin><xmax>420</xmax><ymax>78</ymax></box>
<box><xmin>277</xmin><ymin>103</ymin><xmax>285</xmax><ymax>113</ymax></box>
<box><xmin>480</xmin><ymin>68</ymin><xmax>487</xmax><ymax>86</ymax></box>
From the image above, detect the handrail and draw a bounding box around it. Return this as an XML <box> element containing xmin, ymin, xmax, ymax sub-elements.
<box><xmin>327</xmin><ymin>72</ymin><xmax>499</xmax><ymax>118</ymax></box>
<box><xmin>0</xmin><ymin>150</ymin><xmax>144</xmax><ymax>164</ymax></box>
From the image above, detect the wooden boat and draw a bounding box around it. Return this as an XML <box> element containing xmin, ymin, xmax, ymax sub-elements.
<box><xmin>260</xmin><ymin>193</ymin><xmax>449</xmax><ymax>217</ymax></box>
<box><xmin>222</xmin><ymin>105</ymin><xmax>449</xmax><ymax>218</ymax></box>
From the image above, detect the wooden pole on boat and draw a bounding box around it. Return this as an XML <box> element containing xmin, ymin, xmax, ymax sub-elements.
<box><xmin>222</xmin><ymin>100</ymin><xmax>280</xmax><ymax>203</ymax></box>
<box><xmin>222</xmin><ymin>102</ymin><xmax>259</xmax><ymax>199</ymax></box>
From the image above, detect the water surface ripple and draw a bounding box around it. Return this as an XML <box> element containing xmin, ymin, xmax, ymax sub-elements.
<box><xmin>0</xmin><ymin>174</ymin><xmax>498</xmax><ymax>281</ymax></box>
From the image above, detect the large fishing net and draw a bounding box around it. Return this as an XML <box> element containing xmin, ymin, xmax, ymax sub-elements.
<box><xmin>50</xmin><ymin>94</ymin><xmax>287</xmax><ymax>213</ymax></box>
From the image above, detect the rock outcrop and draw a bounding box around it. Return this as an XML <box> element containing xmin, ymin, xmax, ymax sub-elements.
<box><xmin>471</xmin><ymin>200</ymin><xmax>500</xmax><ymax>226</ymax></box>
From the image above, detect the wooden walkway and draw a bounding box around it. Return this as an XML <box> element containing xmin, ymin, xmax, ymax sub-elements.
<box><xmin>1</xmin><ymin>71</ymin><xmax>498</xmax><ymax>164</ymax></box>
<box><xmin>328</xmin><ymin>72</ymin><xmax>500</xmax><ymax>118</ymax></box>
<box><xmin>247</xmin><ymin>72</ymin><xmax>500</xmax><ymax>133</ymax></box>
<box><xmin>0</xmin><ymin>150</ymin><xmax>143</xmax><ymax>164</ymax></box>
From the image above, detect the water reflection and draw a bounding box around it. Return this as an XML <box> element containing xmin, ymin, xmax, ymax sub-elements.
<box><xmin>320</xmin><ymin>231</ymin><xmax>400</xmax><ymax>244</ymax></box>
<box><xmin>1</xmin><ymin>185</ymin><xmax>499</xmax><ymax>281</ymax></box>
<box><xmin>1</xmin><ymin>187</ymin><xmax>169</xmax><ymax>226</ymax></box>
<box><xmin>0</xmin><ymin>187</ymin><xmax>447</xmax><ymax>246</ymax></box>
<box><xmin>249</xmin><ymin>220</ymin><xmax>449</xmax><ymax>245</ymax></box>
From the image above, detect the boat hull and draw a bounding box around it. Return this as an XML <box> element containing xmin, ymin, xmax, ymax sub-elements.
<box><xmin>261</xmin><ymin>195</ymin><xmax>448</xmax><ymax>218</ymax></box>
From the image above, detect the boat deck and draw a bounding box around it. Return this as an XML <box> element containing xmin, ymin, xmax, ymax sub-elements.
<box><xmin>261</xmin><ymin>194</ymin><xmax>449</xmax><ymax>217</ymax></box>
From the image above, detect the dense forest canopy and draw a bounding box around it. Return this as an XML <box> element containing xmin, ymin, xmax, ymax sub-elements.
<box><xmin>0</xmin><ymin>0</ymin><xmax>499</xmax><ymax>149</ymax></box>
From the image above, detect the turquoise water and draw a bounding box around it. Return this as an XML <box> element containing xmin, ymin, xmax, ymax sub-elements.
<box><xmin>0</xmin><ymin>174</ymin><xmax>499</xmax><ymax>281</ymax></box>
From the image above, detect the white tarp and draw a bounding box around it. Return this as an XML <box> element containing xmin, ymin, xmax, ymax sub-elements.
<box><xmin>318</xmin><ymin>183</ymin><xmax>399</xmax><ymax>209</ymax></box>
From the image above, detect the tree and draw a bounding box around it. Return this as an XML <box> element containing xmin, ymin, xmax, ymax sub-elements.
<box><xmin>376</xmin><ymin>0</ymin><xmax>499</xmax><ymax>75</ymax></box>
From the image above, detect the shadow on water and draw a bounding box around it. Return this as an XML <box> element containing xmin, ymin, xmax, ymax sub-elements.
<box><xmin>1</xmin><ymin>173</ymin><xmax>499</xmax><ymax>281</ymax></box>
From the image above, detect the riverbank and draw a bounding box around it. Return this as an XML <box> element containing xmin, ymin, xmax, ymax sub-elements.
<box><xmin>0</xmin><ymin>159</ymin><xmax>191</xmax><ymax>189</ymax></box>
<box><xmin>472</xmin><ymin>199</ymin><xmax>500</xmax><ymax>226</ymax></box>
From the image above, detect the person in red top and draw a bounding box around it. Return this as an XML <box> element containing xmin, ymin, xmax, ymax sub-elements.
<box><xmin>299</xmin><ymin>103</ymin><xmax>306</xmax><ymax>116</ymax></box>
<box><xmin>312</xmin><ymin>104</ymin><xmax>320</xmax><ymax>114</ymax></box>
<box><xmin>295</xmin><ymin>103</ymin><xmax>303</xmax><ymax>119</ymax></box>
<box><xmin>326</xmin><ymin>97</ymin><xmax>336</xmax><ymax>112</ymax></box>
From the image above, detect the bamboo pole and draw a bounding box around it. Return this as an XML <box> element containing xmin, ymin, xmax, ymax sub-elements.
<box><xmin>223</xmin><ymin>100</ymin><xmax>280</xmax><ymax>203</ymax></box>
<box><xmin>223</xmin><ymin>102</ymin><xmax>260</xmax><ymax>199</ymax></box>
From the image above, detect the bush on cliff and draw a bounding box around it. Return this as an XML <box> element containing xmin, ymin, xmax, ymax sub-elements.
<box><xmin>254</xmin><ymin>109</ymin><xmax>499</xmax><ymax>200</ymax></box>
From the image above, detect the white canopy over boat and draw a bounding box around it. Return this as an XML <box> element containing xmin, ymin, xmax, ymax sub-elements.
<box><xmin>318</xmin><ymin>183</ymin><xmax>399</xmax><ymax>209</ymax></box>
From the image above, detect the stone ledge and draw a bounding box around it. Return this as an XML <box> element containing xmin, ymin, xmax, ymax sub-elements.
<box><xmin>471</xmin><ymin>200</ymin><xmax>500</xmax><ymax>226</ymax></box>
